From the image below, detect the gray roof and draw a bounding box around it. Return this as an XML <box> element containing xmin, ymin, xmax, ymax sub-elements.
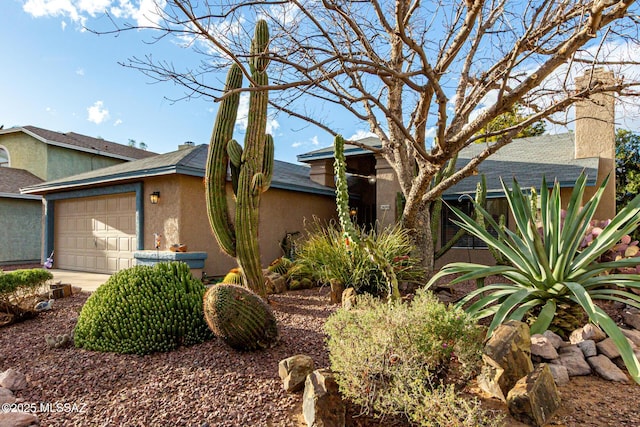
<box><xmin>0</xmin><ymin>167</ymin><xmax>44</xmax><ymax>200</ymax></box>
<box><xmin>298</xmin><ymin>133</ymin><xmax>600</xmax><ymax>197</ymax></box>
<box><xmin>443</xmin><ymin>133</ymin><xmax>599</xmax><ymax>198</ymax></box>
<box><xmin>0</xmin><ymin>126</ymin><xmax>157</xmax><ymax>161</ymax></box>
<box><xmin>21</xmin><ymin>145</ymin><xmax>335</xmax><ymax>197</ymax></box>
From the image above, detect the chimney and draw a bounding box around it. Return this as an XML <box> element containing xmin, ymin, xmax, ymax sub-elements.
<box><xmin>574</xmin><ymin>68</ymin><xmax>616</xmax><ymax>218</ymax></box>
<box><xmin>179</xmin><ymin>141</ymin><xmax>196</xmax><ymax>151</ymax></box>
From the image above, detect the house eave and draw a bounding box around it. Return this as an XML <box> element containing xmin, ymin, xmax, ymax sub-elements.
<box><xmin>0</xmin><ymin>192</ymin><xmax>42</xmax><ymax>200</ymax></box>
<box><xmin>21</xmin><ymin>166</ymin><xmax>180</xmax><ymax>195</ymax></box>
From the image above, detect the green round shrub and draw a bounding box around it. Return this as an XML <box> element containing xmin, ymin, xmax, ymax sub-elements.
<box><xmin>74</xmin><ymin>262</ymin><xmax>213</xmax><ymax>355</ymax></box>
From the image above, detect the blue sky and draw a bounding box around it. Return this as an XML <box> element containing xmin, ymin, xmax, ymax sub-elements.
<box><xmin>3</xmin><ymin>1</ymin><xmax>639</xmax><ymax>165</ymax></box>
<box><xmin>0</xmin><ymin>0</ymin><xmax>365</xmax><ymax>163</ymax></box>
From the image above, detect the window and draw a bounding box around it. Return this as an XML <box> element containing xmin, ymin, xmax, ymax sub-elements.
<box><xmin>0</xmin><ymin>147</ymin><xmax>8</xmax><ymax>167</ymax></box>
<box><xmin>441</xmin><ymin>197</ymin><xmax>509</xmax><ymax>249</ymax></box>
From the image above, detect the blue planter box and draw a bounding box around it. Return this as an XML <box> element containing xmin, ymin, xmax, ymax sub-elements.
<box><xmin>133</xmin><ymin>251</ymin><xmax>208</xmax><ymax>269</ymax></box>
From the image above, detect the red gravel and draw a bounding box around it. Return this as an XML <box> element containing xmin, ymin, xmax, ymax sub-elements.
<box><xmin>0</xmin><ymin>288</ymin><xmax>334</xmax><ymax>427</ymax></box>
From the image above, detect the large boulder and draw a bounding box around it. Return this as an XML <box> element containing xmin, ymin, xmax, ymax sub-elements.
<box><xmin>302</xmin><ymin>369</ymin><xmax>345</xmax><ymax>427</ymax></box>
<box><xmin>279</xmin><ymin>355</ymin><xmax>315</xmax><ymax>393</ymax></box>
<box><xmin>264</xmin><ymin>270</ymin><xmax>287</xmax><ymax>295</ymax></box>
<box><xmin>507</xmin><ymin>364</ymin><xmax>561</xmax><ymax>427</ymax></box>
<box><xmin>0</xmin><ymin>369</ymin><xmax>27</xmax><ymax>391</ymax></box>
<box><xmin>477</xmin><ymin>321</ymin><xmax>534</xmax><ymax>401</ymax></box>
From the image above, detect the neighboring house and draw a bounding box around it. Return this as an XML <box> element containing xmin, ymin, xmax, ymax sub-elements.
<box><xmin>298</xmin><ymin>69</ymin><xmax>617</xmax><ymax>267</ymax></box>
<box><xmin>0</xmin><ymin>126</ymin><xmax>155</xmax><ymax>265</ymax></box>
<box><xmin>21</xmin><ymin>144</ymin><xmax>337</xmax><ymax>276</ymax></box>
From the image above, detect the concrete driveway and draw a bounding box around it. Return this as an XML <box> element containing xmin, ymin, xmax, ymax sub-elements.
<box><xmin>48</xmin><ymin>269</ymin><xmax>111</xmax><ymax>293</ymax></box>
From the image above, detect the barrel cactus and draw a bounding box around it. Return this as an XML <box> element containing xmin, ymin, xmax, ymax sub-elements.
<box><xmin>74</xmin><ymin>262</ymin><xmax>213</xmax><ymax>355</ymax></box>
<box><xmin>267</xmin><ymin>257</ymin><xmax>293</xmax><ymax>276</ymax></box>
<box><xmin>205</xmin><ymin>20</ymin><xmax>273</xmax><ymax>299</ymax></box>
<box><xmin>222</xmin><ymin>268</ymin><xmax>244</xmax><ymax>285</ymax></box>
<box><xmin>203</xmin><ymin>284</ymin><xmax>279</xmax><ymax>351</ymax></box>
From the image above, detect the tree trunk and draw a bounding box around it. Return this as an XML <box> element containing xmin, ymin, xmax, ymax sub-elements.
<box><xmin>402</xmin><ymin>201</ymin><xmax>435</xmax><ymax>279</ymax></box>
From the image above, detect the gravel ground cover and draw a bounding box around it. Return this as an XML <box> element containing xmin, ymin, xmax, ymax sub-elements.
<box><xmin>1</xmin><ymin>285</ymin><xmax>639</xmax><ymax>426</ymax></box>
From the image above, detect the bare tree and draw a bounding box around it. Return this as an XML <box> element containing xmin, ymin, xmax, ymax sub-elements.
<box><xmin>99</xmin><ymin>0</ymin><xmax>640</xmax><ymax>273</ymax></box>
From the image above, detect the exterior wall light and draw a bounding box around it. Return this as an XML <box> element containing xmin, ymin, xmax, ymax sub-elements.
<box><xmin>150</xmin><ymin>191</ymin><xmax>160</xmax><ymax>204</ymax></box>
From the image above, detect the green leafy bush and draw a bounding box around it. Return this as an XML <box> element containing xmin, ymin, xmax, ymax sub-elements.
<box><xmin>428</xmin><ymin>173</ymin><xmax>640</xmax><ymax>384</ymax></box>
<box><xmin>0</xmin><ymin>268</ymin><xmax>53</xmax><ymax>326</ymax></box>
<box><xmin>0</xmin><ymin>268</ymin><xmax>52</xmax><ymax>296</ymax></box>
<box><xmin>324</xmin><ymin>289</ymin><xmax>490</xmax><ymax>425</ymax></box>
<box><xmin>74</xmin><ymin>262</ymin><xmax>213</xmax><ymax>355</ymax></box>
<box><xmin>291</xmin><ymin>219</ymin><xmax>423</xmax><ymax>295</ymax></box>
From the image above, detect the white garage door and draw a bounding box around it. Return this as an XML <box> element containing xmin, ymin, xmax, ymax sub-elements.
<box><xmin>55</xmin><ymin>193</ymin><xmax>137</xmax><ymax>274</ymax></box>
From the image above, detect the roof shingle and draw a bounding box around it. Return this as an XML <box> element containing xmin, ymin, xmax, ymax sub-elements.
<box><xmin>14</xmin><ymin>126</ymin><xmax>157</xmax><ymax>160</ymax></box>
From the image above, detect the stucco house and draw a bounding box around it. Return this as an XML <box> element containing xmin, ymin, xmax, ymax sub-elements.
<box><xmin>21</xmin><ymin>144</ymin><xmax>337</xmax><ymax>276</ymax></box>
<box><xmin>0</xmin><ymin>126</ymin><xmax>155</xmax><ymax>266</ymax></box>
<box><xmin>298</xmin><ymin>69</ymin><xmax>617</xmax><ymax>267</ymax></box>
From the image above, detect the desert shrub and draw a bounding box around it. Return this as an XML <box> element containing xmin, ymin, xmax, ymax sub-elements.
<box><xmin>74</xmin><ymin>262</ymin><xmax>213</xmax><ymax>355</ymax></box>
<box><xmin>324</xmin><ymin>289</ymin><xmax>491</xmax><ymax>425</ymax></box>
<box><xmin>291</xmin><ymin>219</ymin><xmax>423</xmax><ymax>295</ymax></box>
<box><xmin>0</xmin><ymin>268</ymin><xmax>52</xmax><ymax>296</ymax></box>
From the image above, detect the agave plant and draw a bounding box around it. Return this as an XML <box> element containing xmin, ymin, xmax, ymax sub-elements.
<box><xmin>427</xmin><ymin>173</ymin><xmax>640</xmax><ymax>384</ymax></box>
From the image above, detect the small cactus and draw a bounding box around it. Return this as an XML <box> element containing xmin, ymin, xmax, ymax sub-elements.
<box><xmin>222</xmin><ymin>268</ymin><xmax>244</xmax><ymax>285</ymax></box>
<box><xmin>267</xmin><ymin>257</ymin><xmax>293</xmax><ymax>276</ymax></box>
<box><xmin>203</xmin><ymin>284</ymin><xmax>280</xmax><ymax>351</ymax></box>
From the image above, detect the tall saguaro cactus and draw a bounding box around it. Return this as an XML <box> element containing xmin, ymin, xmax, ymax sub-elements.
<box><xmin>205</xmin><ymin>20</ymin><xmax>273</xmax><ymax>299</ymax></box>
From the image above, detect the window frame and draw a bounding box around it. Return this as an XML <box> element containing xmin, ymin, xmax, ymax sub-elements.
<box><xmin>441</xmin><ymin>196</ymin><xmax>509</xmax><ymax>249</ymax></box>
<box><xmin>0</xmin><ymin>146</ymin><xmax>9</xmax><ymax>167</ymax></box>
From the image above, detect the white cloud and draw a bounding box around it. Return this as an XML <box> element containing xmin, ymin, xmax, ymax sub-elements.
<box><xmin>291</xmin><ymin>135</ymin><xmax>321</xmax><ymax>149</ymax></box>
<box><xmin>75</xmin><ymin>68</ymin><xmax>85</xmax><ymax>76</ymax></box>
<box><xmin>235</xmin><ymin>93</ymin><xmax>280</xmax><ymax>135</ymax></box>
<box><xmin>61</xmin><ymin>20</ymin><xmax>67</xmax><ymax>30</ymax></box>
<box><xmin>113</xmin><ymin>119</ymin><xmax>123</xmax><ymax>126</ymax></box>
<box><xmin>23</xmin><ymin>0</ymin><xmax>165</xmax><ymax>27</ymax></box>
<box><xmin>87</xmin><ymin>100</ymin><xmax>110</xmax><ymax>124</ymax></box>
<box><xmin>348</xmin><ymin>130</ymin><xmax>376</xmax><ymax>140</ymax></box>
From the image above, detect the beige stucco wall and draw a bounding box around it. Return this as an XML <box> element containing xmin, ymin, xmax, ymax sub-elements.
<box><xmin>142</xmin><ymin>175</ymin><xmax>337</xmax><ymax>277</ymax></box>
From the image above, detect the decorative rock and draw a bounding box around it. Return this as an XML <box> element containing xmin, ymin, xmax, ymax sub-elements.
<box><xmin>507</xmin><ymin>364</ymin><xmax>561</xmax><ymax>427</ymax></box>
<box><xmin>477</xmin><ymin>321</ymin><xmax>533</xmax><ymax>401</ymax></box>
<box><xmin>621</xmin><ymin>328</ymin><xmax>640</xmax><ymax>348</ymax></box>
<box><xmin>583</xmin><ymin>323</ymin><xmax>607</xmax><ymax>342</ymax></box>
<box><xmin>302</xmin><ymin>369</ymin><xmax>345</xmax><ymax>427</ymax></box>
<box><xmin>0</xmin><ymin>369</ymin><xmax>27</xmax><ymax>391</ymax></box>
<box><xmin>546</xmin><ymin>363</ymin><xmax>570</xmax><ymax>386</ymax></box>
<box><xmin>0</xmin><ymin>411</ymin><xmax>39</xmax><ymax>427</ymax></box>
<box><xmin>530</xmin><ymin>335</ymin><xmax>559</xmax><ymax>360</ymax></box>
<box><xmin>341</xmin><ymin>288</ymin><xmax>356</xmax><ymax>311</ymax></box>
<box><xmin>264</xmin><ymin>270</ymin><xmax>287</xmax><ymax>295</ymax></box>
<box><xmin>570</xmin><ymin>323</ymin><xmax>606</xmax><ymax>344</ymax></box>
<box><xmin>623</xmin><ymin>308</ymin><xmax>640</xmax><ymax>330</ymax></box>
<box><xmin>542</xmin><ymin>330</ymin><xmax>565</xmax><ymax>349</ymax></box>
<box><xmin>587</xmin><ymin>355</ymin><xmax>630</xmax><ymax>383</ymax></box>
<box><xmin>329</xmin><ymin>279</ymin><xmax>345</xmax><ymax>304</ymax></box>
<box><xmin>577</xmin><ymin>340</ymin><xmax>597</xmax><ymax>358</ymax></box>
<box><xmin>0</xmin><ymin>387</ymin><xmax>15</xmax><ymax>405</ymax></box>
<box><xmin>596</xmin><ymin>338</ymin><xmax>622</xmax><ymax>359</ymax></box>
<box><xmin>551</xmin><ymin>345</ymin><xmax>591</xmax><ymax>377</ymax></box>
<box><xmin>279</xmin><ymin>355</ymin><xmax>315</xmax><ymax>393</ymax></box>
